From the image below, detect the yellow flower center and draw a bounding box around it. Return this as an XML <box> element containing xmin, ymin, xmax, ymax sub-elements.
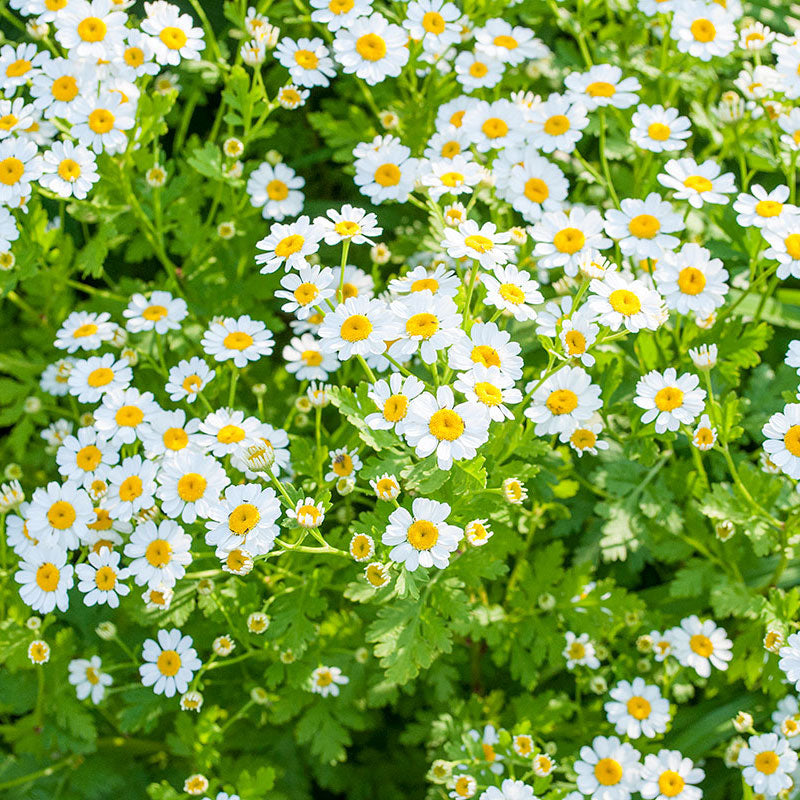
<box><xmin>124</xmin><ymin>46</ymin><xmax>144</xmax><ymax>66</ymax></box>
<box><xmin>474</xmin><ymin>382</ymin><xmax>502</xmax><ymax>406</ymax></box>
<box><xmin>217</xmin><ymin>424</ymin><xmax>245</xmax><ymax>444</ymax></box>
<box><xmin>689</xmin><ymin>633</ymin><xmax>713</xmax><ymax>657</ymax></box>
<box><xmin>356</xmin><ymin>33</ymin><xmax>387</xmax><ymax>61</ymax></box>
<box><xmin>498</xmin><ymin>283</ymin><xmax>525</xmax><ymax>304</ymax></box>
<box><xmin>118</xmin><ymin>475</ymin><xmax>143</xmax><ymax>502</ymax></box>
<box><xmin>160</xmin><ymin>26</ymin><xmax>188</xmax><ymax>50</ymax></box>
<box><xmin>52</xmin><ymin>75</ymin><xmax>79</xmax><ymax>101</ymax></box>
<box><xmin>6</xmin><ymin>59</ymin><xmax>31</xmax><ymax>78</ymax></box>
<box><xmin>329</xmin><ymin>0</ymin><xmax>354</xmax><ymax>11</ymax></box>
<box><xmin>223</xmin><ymin>331</ymin><xmax>253</xmax><ymax>351</ymax></box>
<box><xmin>228</xmin><ymin>502</ymin><xmax>260</xmax><ymax>535</ymax></box>
<box><xmin>89</xmin><ymin>509</ymin><xmax>113</xmax><ymax>532</ymax></box>
<box><xmin>302</xmin><ymin>349</ymin><xmax>323</xmax><ymax>366</ymax></box>
<box><xmin>440</xmin><ymin>171</ymin><xmax>464</xmax><ymax>188</ymax></box>
<box><xmin>156</xmin><ymin>649</ymin><xmax>181</xmax><ymax>676</ymax></box>
<box><xmin>411</xmin><ymin>278</ymin><xmax>439</xmax><ymax>293</ymax></box>
<box><xmin>655</xmin><ymin>386</ymin><xmax>683</xmax><ymax>411</ymax></box>
<box><xmin>87</xmin><ymin>367</ymin><xmax>114</xmax><ymax>388</ymax></box>
<box><xmin>755</xmin><ymin>199</ymin><xmax>782</xmax><ymax>217</ymax></box>
<box><xmin>524</xmin><ymin>178</ymin><xmax>549</xmax><ymax>203</ymax></box>
<box><xmin>493</xmin><ymin>34</ymin><xmax>518</xmax><ymax>49</ymax></box>
<box><xmin>163</xmin><ymin>427</ymin><xmax>189</xmax><ymax>451</ymax></box>
<box><xmin>88</xmin><ymin>108</ymin><xmax>115</xmax><ymax>134</ymax></box>
<box><xmin>406</xmin><ymin>312</ymin><xmax>439</xmax><ymax>339</ymax></box>
<box><xmin>677</xmin><ymin>266</ymin><xmax>706</xmax><ymax>295</ymax></box>
<box><xmin>595</xmin><ymin>758</ymin><xmax>623</xmax><ymax>786</ymax></box>
<box><xmin>440</xmin><ymin>140</ymin><xmax>461</xmax><ymax>158</ymax></box>
<box><xmin>696</xmin><ymin>427</ymin><xmax>714</xmax><ymax>445</ymax></box>
<box><xmin>76</xmin><ymin>444</ymin><xmax>103</xmax><ymax>471</ymax></box>
<box><xmin>334</xmin><ymin>220</ymin><xmax>361</xmax><ymax>237</ymax></box>
<box><xmin>293</xmin><ymin>282</ymin><xmax>318</xmax><ymax>305</ymax></box>
<box><xmin>374</xmin><ymin>163</ymin><xmax>401</xmax><ymax>187</ymax></box>
<box><xmin>469</xmin><ymin>61</ymin><xmax>489</xmax><ymax>77</ymax></box>
<box><xmin>340</xmin><ymin>313</ymin><xmax>373</xmax><ymax>342</ymax></box>
<box><xmin>332</xmin><ymin>453</ymin><xmax>353</xmax><ymax>476</ymax></box>
<box><xmin>608</xmin><ymin>288</ymin><xmax>642</xmax><ymax>315</ymax></box>
<box><xmin>422</xmin><ymin>11</ymin><xmax>445</xmax><ymax>33</ymax></box>
<box><xmin>78</xmin><ymin>16</ymin><xmax>107</xmax><ymax>42</ymax></box>
<box><xmin>626</xmin><ymin>696</ymin><xmax>652</xmax><ymax>720</ymax></box>
<box><xmin>115</xmin><ymin>405</ymin><xmax>144</xmax><ymax>427</ymax></box>
<box><xmin>482</xmin><ymin>117</ymin><xmax>509</xmax><ymax>139</ymax></box>
<box><xmin>145</xmin><ymin>538</ymin><xmax>172</xmax><ymax>567</ymax></box>
<box><xmin>658</xmin><ymin>771</ymin><xmax>686</xmax><ymax>797</ymax></box>
<box><xmin>570</xmin><ymin>428</ymin><xmax>596</xmax><ymax>449</ymax></box>
<box><xmin>564</xmin><ymin>329</ymin><xmax>587</xmax><ymax>355</ymax></box>
<box><xmin>690</xmin><ymin>18</ymin><xmax>716</xmax><ymax>42</ymax></box>
<box><xmin>176</xmin><ymin>473</ymin><xmax>206</xmax><ymax>502</ymax></box>
<box><xmin>47</xmin><ymin>500</ymin><xmax>76</xmax><ymax>530</ymax></box>
<box><xmin>785</xmin><ymin>234</ymin><xmax>800</xmax><ymax>260</ymax></box>
<box><xmin>294</xmin><ymin>49</ymin><xmax>319</xmax><ymax>69</ymax></box>
<box><xmin>73</xmin><ymin>322</ymin><xmax>98</xmax><ymax>338</ymax></box>
<box><xmin>142</xmin><ymin>304</ymin><xmax>168</xmax><ymax>321</ymax></box>
<box><xmin>0</xmin><ymin>115</ymin><xmax>18</xmax><ymax>131</ymax></box>
<box><xmin>647</xmin><ymin>122</ymin><xmax>671</xmax><ymax>141</ymax></box>
<box><xmin>428</xmin><ymin>408</ymin><xmax>465</xmax><ymax>441</ymax></box>
<box><xmin>406</xmin><ymin>519</ymin><xmax>439</xmax><ymax>550</ymax></box>
<box><xmin>554</xmin><ymin>227</ymin><xmax>586</xmax><ymax>254</ymax></box>
<box><xmin>546</xmin><ymin>389</ymin><xmax>578</xmax><ymax>415</ymax></box>
<box><xmin>543</xmin><ymin>114</ymin><xmax>570</xmax><ymax>135</ymax></box>
<box><xmin>683</xmin><ymin>175</ymin><xmax>713</xmax><ymax>193</ymax></box>
<box><xmin>0</xmin><ymin>157</ymin><xmax>23</xmax><ymax>186</ymax></box>
<box><xmin>628</xmin><ymin>213</ymin><xmax>661</xmax><ymax>238</ymax></box>
<box><xmin>754</xmin><ymin>751</ymin><xmax>780</xmax><ymax>775</ymax></box>
<box><xmin>182</xmin><ymin>374</ymin><xmax>202</xmax><ymax>394</ymax></box>
<box><xmin>471</xmin><ymin>345</ymin><xmax>500</xmax><ymax>368</ymax></box>
<box><xmin>36</xmin><ymin>562</ymin><xmax>60</xmax><ymax>591</ymax></box>
<box><xmin>383</xmin><ymin>394</ymin><xmax>408</xmax><ymax>422</ymax></box>
<box><xmin>586</xmin><ymin>81</ymin><xmax>616</xmax><ymax>97</ymax></box>
<box><xmin>95</xmin><ymin>565</ymin><xmax>117</xmax><ymax>590</ymax></box>
<box><xmin>464</xmin><ymin>234</ymin><xmax>494</xmax><ymax>253</ymax></box>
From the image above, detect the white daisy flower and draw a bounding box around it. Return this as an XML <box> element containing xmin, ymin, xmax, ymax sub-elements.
<box><xmin>283</xmin><ymin>333</ymin><xmax>339</xmax><ymax>381</ymax></box>
<box><xmin>27</xmin><ymin>479</ymin><xmax>93</xmax><ymax>550</ymax></box>
<box><xmin>382</xmin><ymin>497</ymin><xmax>462</xmax><ymax>571</ymax></box>
<box><xmin>586</xmin><ymin>272</ymin><xmax>664</xmax><ymax>332</ymax></box>
<box><xmin>482</xmin><ymin>265</ymin><xmax>543</xmax><ymax>322</ymax></box>
<box><xmin>389</xmin><ymin>263</ymin><xmax>460</xmax><ymax>299</ymax></box>
<box><xmin>66</xmin><ymin>353</ymin><xmax>132</xmax><ymax>404</ymax></box>
<box><xmin>424</xmin><ymin>128</ymin><xmax>471</xmax><ymax>162</ymax></box>
<box><xmin>657</xmin><ymin>157</ymin><xmax>736</xmax><ymax>208</ymax></box>
<box><xmin>366</xmin><ymin>373</ymin><xmax>426</xmax><ymax>434</ymax></box>
<box><xmin>733</xmin><ymin>184</ymin><xmax>797</xmax><ymax>228</ymax></box>
<box><xmin>70</xmin><ymin>91</ymin><xmax>134</xmax><ymax>154</ymax></box>
<box><xmin>156</xmin><ymin>450</ymin><xmax>229</xmax><ymax>524</ymax></box>
<box><xmin>447</xmin><ymin>322</ymin><xmax>523</xmax><ymax>380</ymax></box>
<box><xmin>564</xmin><ymin>64</ymin><xmax>641</xmax><ymax>110</ymax></box>
<box><xmin>318</xmin><ymin>296</ymin><xmax>394</xmax><ymax>360</ymax></box>
<box><xmin>325</xmin><ymin>446</ymin><xmax>362</xmax><ymax>482</ymax></box>
<box><xmin>123</xmin><ymin>291</ymin><xmax>187</xmax><ymax>333</ymax></box>
<box><xmin>75</xmin><ymin>546</ymin><xmax>130</xmax><ymax>608</ymax></box>
<box><xmin>420</xmin><ymin>156</ymin><xmax>483</xmax><ymax>202</ymax></box>
<box><xmin>54</xmin><ymin>310</ymin><xmax>116</xmax><ymax>353</ymax></box>
<box><xmin>139</xmin><ymin>627</ymin><xmax>202</xmax><ymax>698</ymax></box>
<box><xmin>93</xmin><ymin>387</ymin><xmax>161</xmax><ymax>446</ymax></box>
<box><xmin>574</xmin><ymin>735</ymin><xmax>641</xmax><ymax>800</ymax></box>
<box><xmin>692</xmin><ymin>413</ymin><xmax>717</xmax><ymax>451</ymax></box>
<box><xmin>404</xmin><ymin>385</ymin><xmax>490</xmax><ymax>470</ymax></box>
<box><xmin>738</xmin><ymin>733</ymin><xmax>798</xmax><ymax>796</ymax></box>
<box><xmin>478</xmin><ymin>779</ymin><xmax>536</xmax><ymax>800</ymax></box>
<box><xmin>246</xmin><ymin>161</ymin><xmax>304</xmax><ymax>221</ymax></box>
<box><xmin>124</xmin><ymin>519</ymin><xmax>192</xmax><ymax>589</ymax></box>
<box><xmin>39</xmin><ymin>140</ymin><xmax>99</xmax><ymax>199</ymax></box>
<box><xmin>634</xmin><ymin>368</ymin><xmax>706</xmax><ymax>433</ymax></box>
<box><xmin>501</xmin><ymin>150</ymin><xmax>569</xmax><ymax>223</ymax></box>
<box><xmin>310</xmin><ymin>0</ymin><xmax>372</xmax><ymax>32</ymax></box>
<box><xmin>525</xmin><ymin>366</ymin><xmax>602</xmax><ymax>436</ymax></box>
<box><xmin>474</xmin><ymin>18</ymin><xmax>547</xmax><ymax>65</ymax></box>
<box><xmin>0</xmin><ymin>98</ymin><xmax>36</xmax><ymax>140</ymax></box>
<box><xmin>15</xmin><ymin>546</ymin><xmax>74</xmax><ymax>613</ymax></box>
<box><xmin>640</xmin><ymin>749</ymin><xmax>704</xmax><ymax>800</ymax></box>
<box><xmin>310</xmin><ymin>665</ymin><xmax>349</xmax><ymax>697</ymax></box>
<box><xmin>315</xmin><ymin>204</ymin><xmax>382</xmax><ymax>245</ymax></box>
<box><xmin>630</xmin><ymin>104</ymin><xmax>692</xmax><ymax>152</ymax></box>
<box><xmin>0</xmin><ymin>136</ymin><xmax>42</xmax><ymax>207</ymax></box>
<box><xmin>55</xmin><ymin>427</ymin><xmax>119</xmax><ymax>490</ymax></box>
<box><xmin>0</xmin><ymin>42</ymin><xmax>49</xmax><ymax>90</ymax></box>
<box><xmin>274</xmin><ymin>37</ymin><xmax>336</xmax><ymax>88</ymax></box>
<box><xmin>453</xmin><ymin>364</ymin><xmax>521</xmax><ymax>422</ymax></box>
<box><xmin>561</xmin><ymin>419</ymin><xmax>609</xmax><ymax>456</ymax></box>
<box><xmin>105</xmin><ymin>455</ymin><xmax>159</xmax><ymax>522</ymax></box>
<box><xmin>141</xmin><ymin>0</ymin><xmax>205</xmax><ymax>65</ymax></box>
<box><xmin>559</xmin><ymin>312</ymin><xmax>599</xmax><ymax>367</ymax></box>
<box><xmin>604</xmin><ymin>193</ymin><xmax>684</xmax><ymax>260</ymax></box>
<box><xmin>670</xmin><ymin>2</ymin><xmax>736</xmax><ymax>62</ymax></box>
<box><xmin>464</xmin><ymin>518</ymin><xmax>492</xmax><ymax>546</ymax></box>
<box><xmin>654</xmin><ymin>242</ymin><xmax>729</xmax><ymax>316</ymax></box>
<box><xmin>441</xmin><ymin>220</ymin><xmax>513</xmax><ymax>269</ymax></box>
<box><xmin>669</xmin><ymin>615</ymin><xmax>732</xmax><ymax>677</ymax></box>
<box><xmin>30</xmin><ymin>57</ymin><xmax>92</xmax><ymax>121</ymax></box>
<box><xmin>53</xmin><ymin>0</ymin><xmax>127</xmax><ymax>59</ymax></box>
<box><xmin>204</xmin><ymin>483</ymin><xmax>280</xmax><ymax>556</ymax></box>
<box><xmin>353</xmin><ymin>136</ymin><xmax>419</xmax><ymax>204</ymax></box>
<box><xmin>388</xmin><ymin>291</ymin><xmax>461</xmax><ymax>364</ymax></box>
<box><xmin>531</xmin><ymin>207</ymin><xmax>611</xmax><ymax>276</ymax></box>
<box><xmin>287</xmin><ymin>496</ymin><xmax>326</xmax><ymax>529</ymax></box>
<box><xmin>404</xmin><ymin>0</ymin><xmax>461</xmax><ymax>52</ymax></box>
<box><xmin>762</xmin><ymin>403</ymin><xmax>800</xmax><ymax>479</ymax></box>
<box><xmin>275</xmin><ymin>265</ymin><xmax>336</xmax><ymax>319</ymax></box>
<box><xmin>113</xmin><ymin>29</ymin><xmax>160</xmax><ymax>80</ymax></box>
<box><xmin>527</xmin><ymin>94</ymin><xmax>589</xmax><ymax>154</ymax></box>
<box><xmin>255</xmin><ymin>215</ymin><xmax>323</xmax><ymax>274</ymax></box>
<box><xmin>332</xmin><ymin>13</ymin><xmax>409</xmax><ymax>85</ymax></box>
<box><xmin>138</xmin><ymin>410</ymin><xmax>201</xmax><ymax>459</ymax></box>
<box><xmin>201</xmin><ymin>315</ymin><xmax>274</xmax><ymax>368</ymax></box>
<box><xmin>462</xmin><ymin>99</ymin><xmax>526</xmax><ymax>154</ymax></box>
<box><xmin>454</xmin><ymin>50</ymin><xmax>504</xmax><ymax>90</ymax></box>
<box><xmin>165</xmin><ymin>357</ymin><xmax>215</xmax><ymax>404</ymax></box>
<box><xmin>763</xmin><ymin>217</ymin><xmax>800</xmax><ymax>280</ymax></box>
<box><xmin>68</xmin><ymin>656</ymin><xmax>112</xmax><ymax>704</ymax></box>
<box><xmin>605</xmin><ymin>678</ymin><xmax>670</xmax><ymax>739</ymax></box>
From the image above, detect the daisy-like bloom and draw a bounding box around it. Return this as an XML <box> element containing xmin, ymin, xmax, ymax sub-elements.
<box><xmin>70</xmin><ymin>91</ymin><xmax>134</xmax><ymax>155</ymax></box>
<box><xmin>562</xmin><ymin>419</ymin><xmax>609</xmax><ymax>457</ymax></box>
<box><xmin>318</xmin><ymin>296</ymin><xmax>394</xmax><ymax>361</ymax></box>
<box><xmin>156</xmin><ymin>450</ymin><xmax>229</xmax><ymax>524</ymax></box>
<box><xmin>474</xmin><ymin>18</ymin><xmax>547</xmax><ymax>65</ymax></box>
<box><xmin>315</xmin><ymin>204</ymin><xmax>382</xmax><ymax>246</ymax></box>
<box><xmin>310</xmin><ymin>0</ymin><xmax>372</xmax><ymax>32</ymax></box>
<box><xmin>53</xmin><ymin>0</ymin><xmax>127</xmax><ymax>58</ymax></box>
<box><xmin>533</xmin><ymin>753</ymin><xmax>556</xmax><ymax>777</ymax></box>
<box><xmin>324</xmin><ymin>446</ymin><xmax>362</xmax><ymax>483</ymax></box>
<box><xmin>138</xmin><ymin>409</ymin><xmax>201</xmax><ymax>459</ymax></box>
<box><xmin>634</xmin><ymin>368</ymin><xmax>706</xmax><ymax>434</ymax></box>
<box><xmin>501</xmin><ymin>151</ymin><xmax>569</xmax><ymax>223</ymax></box>
<box><xmin>165</xmin><ymin>357</ymin><xmax>214</xmax><ymax>404</ymax></box>
<box><xmin>75</xmin><ymin>546</ymin><xmax>130</xmax><ymax>608</ymax></box>
<box><xmin>349</xmin><ymin>532</ymin><xmax>375</xmax><ymax>562</ymax></box>
<box><xmin>575</xmin><ymin>736</ymin><xmax>641</xmax><ymax>800</ymax></box>
<box><xmin>141</xmin><ymin>0</ymin><xmax>204</xmax><ymax>65</ymax></box>
<box><xmin>370</xmin><ymin>473</ymin><xmax>400</xmax><ymax>501</ymax></box>
<box><xmin>0</xmin><ymin>483</ymin><xmax>25</xmax><ymax>514</ymax></box>
<box><xmin>559</xmin><ymin>312</ymin><xmax>599</xmax><ymax>368</ymax></box>
<box><xmin>654</xmin><ymin>243</ymin><xmax>729</xmax><ymax>316</ymax></box>
<box><xmin>112</xmin><ymin>29</ymin><xmax>160</xmax><ymax>81</ymax></box>
<box><xmin>55</xmin><ymin>310</ymin><xmax>116</xmax><ymax>353</ymax></box>
<box><xmin>277</xmin><ymin>83</ymin><xmax>310</xmax><ymax>110</ymax></box>
<box><xmin>179</xmin><ymin>690</ymin><xmax>203</xmax><ymax>712</ymax></box>
<box><xmin>125</xmin><ymin>520</ymin><xmax>192</xmax><ymax>589</ymax></box>
<box><xmin>605</xmin><ymin>678</ymin><xmax>670</xmax><ymax>739</ymax></box>
<box><xmin>464</xmin><ymin>518</ymin><xmax>492</xmax><ymax>546</ymax></box>
<box><xmin>0</xmin><ymin>98</ymin><xmax>36</xmax><ymax>140</ymax></box>
<box><xmin>733</xmin><ymin>184</ymin><xmax>797</xmax><ymax>228</ymax></box>
<box><xmin>140</xmin><ymin>628</ymin><xmax>201</xmax><ymax>698</ymax></box>
<box><xmin>366</xmin><ymin>373</ymin><xmax>426</xmax><ymax>434</ymax></box>
<box><xmin>738</xmin><ymin>733</ymin><xmax>798</xmax><ymax>796</ymax></box>
<box><xmin>657</xmin><ymin>157</ymin><xmax>736</xmax><ymax>209</ymax></box>
<box><xmin>287</xmin><ymin>496</ymin><xmax>326</xmax><ymax>529</ymax></box>
<box><xmin>630</xmin><ymin>104</ymin><xmax>692</xmax><ymax>152</ymax></box>
<box><xmin>353</xmin><ymin>136</ymin><xmax>419</xmax><ymax>204</ymax></box>
<box><xmin>56</xmin><ymin>427</ymin><xmax>120</xmax><ymax>489</ymax></box>
<box><xmin>527</xmin><ymin>94</ymin><xmax>590</xmax><ymax>154</ymax></box>
<box><xmin>740</xmin><ymin>21</ymin><xmax>775</xmax><ymax>50</ymax></box>
<box><xmin>404</xmin><ymin>0</ymin><xmax>461</xmax><ymax>52</ymax></box>
<box><xmin>424</xmin><ymin>128</ymin><xmax>471</xmax><ymax>163</ymax></box>
<box><xmin>143</xmin><ymin>583</ymin><xmax>174</xmax><ymax>611</ymax></box>
<box><xmin>0</xmin><ymin>137</ymin><xmax>42</xmax><ymax>207</ymax></box>
<box><xmin>454</xmin><ymin>364</ymin><xmax>522</xmax><ymax>422</ymax></box>
<box><xmin>462</xmin><ymin>99</ymin><xmax>526</xmax><ymax>154</ymax></box>
<box><xmin>246</xmin><ymin>161</ymin><xmax>304</xmax><ymax>221</ymax></box>
<box><xmin>16</xmin><ymin>546</ymin><xmax>74</xmax><ymax>613</ymax></box>
<box><xmin>778</xmin><ymin>108</ymin><xmax>800</xmax><ymax>151</ymax></box>
<box><xmin>333</xmin><ymin>13</ymin><xmax>409</xmax><ymax>85</ymax></box>
<box><xmin>763</xmin><ymin>404</ymin><xmax>800</xmax><ymax>480</ymax></box>
<box><xmin>671</xmin><ymin>2</ymin><xmax>736</xmax><ymax>62</ymax></box>
<box><xmin>39</xmin><ymin>140</ymin><xmax>99</xmax><ymax>200</ymax></box>
<box><xmin>66</xmin><ymin>353</ymin><xmax>131</xmax><ymax>404</ymax></box>
<box><xmin>763</xmin><ymin>217</ymin><xmax>800</xmax><ymax>280</ymax></box>
<box><xmin>454</xmin><ymin>49</ymin><xmax>505</xmax><ymax>90</ymax></box>
<box><xmin>0</xmin><ymin>206</ymin><xmax>19</xmax><ymax>253</ymax></box>
<box><xmin>27</xmin><ymin>480</ymin><xmax>93</xmax><ymax>550</ymax></box>
<box><xmin>389</xmin><ymin>291</ymin><xmax>462</xmax><ymax>364</ymax></box>
<box><xmin>525</xmin><ymin>366</ymin><xmax>602</xmax><ymax>436</ymax></box>
<box><xmin>442</xmin><ymin>220</ymin><xmax>513</xmax><ymax>269</ymax></box>
<box><xmin>448</xmin><ymin>322</ymin><xmax>523</xmax><ymax>380</ymax></box>
<box><xmin>670</xmin><ymin>615</ymin><xmax>732</xmax><ymax>677</ymax></box>
<box><xmin>0</xmin><ymin>42</ymin><xmax>49</xmax><ymax>90</ymax></box>
<box><xmin>564</xmin><ymin>631</ymin><xmax>601</xmax><ymax>669</ymax></box>
<box><xmin>481</xmin><ymin>264</ymin><xmax>544</xmax><ymax>322</ymax></box>
<box><xmin>382</xmin><ymin>498</ymin><xmax>461</xmax><ymax>571</ymax></box>
<box><xmin>28</xmin><ymin>640</ymin><xmax>50</xmax><ymax>665</ymax></box>
<box><xmin>68</xmin><ymin>656</ymin><xmax>112</xmax><ymax>704</ymax></box>
<box><xmin>41</xmin><ymin>419</ymin><xmax>74</xmax><ymax>449</ymax></box>
<box><xmin>404</xmin><ymin>386</ymin><xmax>490</xmax><ymax>470</ymax></box>
<box><xmin>94</xmin><ymin>387</ymin><xmax>160</xmax><ymax>446</ymax></box>
<box><xmin>605</xmin><ymin>193</ymin><xmax>684</xmax><ymax>260</ymax></box>
<box><xmin>310</xmin><ymin>665</ymin><xmax>349</xmax><ymax>697</ymax></box>
<box><xmin>420</xmin><ymin>156</ymin><xmax>483</xmax><ymax>202</ymax></box>
<box><xmin>212</xmin><ymin>634</ymin><xmax>235</xmax><ymax>657</ymax></box>
<box><xmin>255</xmin><ymin>216</ymin><xmax>324</xmax><ymax>274</ymax></box>
<box><xmin>247</xmin><ymin>612</ymin><xmax>270</xmax><ymax>635</ymax></box>
<box><xmin>640</xmin><ymin>749</ymin><xmax>704</xmax><ymax>800</ymax></box>
<box><xmin>692</xmin><ymin>413</ymin><xmax>717</xmax><ymax>451</ymax></box>
<box><xmin>479</xmin><ymin>779</ymin><xmax>536</xmax><ymax>800</ymax></box>
<box><xmin>336</xmin><ymin>264</ymin><xmax>375</xmax><ymax>301</ymax></box>
<box><xmin>512</xmin><ymin>734</ymin><xmax>534</xmax><ymax>759</ymax></box>
<box><xmin>502</xmin><ymin>477</ymin><xmax>527</xmax><ymax>505</ymax></box>
<box><xmin>449</xmin><ymin>775</ymin><xmax>477</xmax><ymax>799</ymax></box>
<box><xmin>532</xmin><ymin>208</ymin><xmax>611</xmax><ymax>276</ymax></box>
<box><xmin>201</xmin><ymin>315</ymin><xmax>274</xmax><ymax>368</ymax></box>
<box><xmin>103</xmin><ymin>455</ymin><xmax>158</xmax><ymax>521</ymax></box>
<box><xmin>274</xmin><ymin>37</ymin><xmax>336</xmax><ymax>88</ymax></box>
<box><xmin>283</xmin><ymin>333</ymin><xmax>339</xmax><ymax>381</ymax></box>
<box><xmin>779</xmin><ymin>633</ymin><xmax>800</xmax><ymax>689</ymax></box>
<box><xmin>565</xmin><ymin>64</ymin><xmax>641</xmax><ymax>111</ymax></box>
<box><xmin>183</xmin><ymin>774</ymin><xmax>209</xmax><ymax>796</ymax></box>
<box><xmin>587</xmin><ymin>272</ymin><xmax>664</xmax><ymax>333</ymax></box>
<box><xmin>389</xmin><ymin>263</ymin><xmax>460</xmax><ymax>300</ymax></box>
<box><xmin>364</xmin><ymin>560</ymin><xmax>391</xmax><ymax>588</ymax></box>
<box><xmin>123</xmin><ymin>290</ymin><xmax>187</xmax><ymax>333</ymax></box>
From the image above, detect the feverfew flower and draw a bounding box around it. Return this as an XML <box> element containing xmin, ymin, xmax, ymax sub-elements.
<box><xmin>604</xmin><ymin>678</ymin><xmax>670</xmax><ymax>739</ymax></box>
<box><xmin>201</xmin><ymin>315</ymin><xmax>275</xmax><ymax>368</ymax></box>
<box><xmin>634</xmin><ymin>368</ymin><xmax>706</xmax><ymax>433</ymax></box>
<box><xmin>310</xmin><ymin>665</ymin><xmax>349</xmax><ymax>697</ymax></box>
<box><xmin>441</xmin><ymin>220</ymin><xmax>513</xmax><ymax>269</ymax></box>
<box><xmin>123</xmin><ymin>291</ymin><xmax>187</xmax><ymax>333</ymax></box>
<box><xmin>564</xmin><ymin>632</ymin><xmax>601</xmax><ymax>669</ymax></box>
<box><xmin>525</xmin><ymin>366</ymin><xmax>602</xmax><ymax>436</ymax></box>
<box><xmin>762</xmin><ymin>403</ymin><xmax>800</xmax><ymax>480</ymax></box>
<box><xmin>574</xmin><ymin>736</ymin><xmax>641</xmax><ymax>800</ymax></box>
<box><xmin>382</xmin><ymin>498</ymin><xmax>462</xmax><ymax>571</ymax></box>
<box><xmin>604</xmin><ymin>193</ymin><xmax>684</xmax><ymax>260</ymax></box>
<box><xmin>654</xmin><ymin>243</ymin><xmax>729</xmax><ymax>316</ymax></box>
<box><xmin>69</xmin><ymin>656</ymin><xmax>113</xmax><ymax>704</ymax></box>
<box><xmin>640</xmin><ymin>750</ymin><xmax>704</xmax><ymax>800</ymax></box>
<box><xmin>333</xmin><ymin>13</ymin><xmax>410</xmax><ymax>85</ymax></box>
<box><xmin>139</xmin><ymin>627</ymin><xmax>202</xmax><ymax>698</ymax></box>
<box><xmin>670</xmin><ymin>615</ymin><xmax>732</xmax><ymax>677</ymax></box>
<box><xmin>657</xmin><ymin>157</ymin><xmax>736</xmax><ymax>208</ymax></box>
<box><xmin>16</xmin><ymin>547</ymin><xmax>74</xmax><ymax>613</ymax></box>
<box><xmin>531</xmin><ymin>207</ymin><xmax>611</xmax><ymax>276</ymax></box>
<box><xmin>255</xmin><ymin>215</ymin><xmax>323</xmax><ymax>274</ymax></box>
<box><xmin>587</xmin><ymin>272</ymin><xmax>664</xmax><ymax>333</ymax></box>
<box><xmin>738</xmin><ymin>733</ymin><xmax>798</xmax><ymax>796</ymax></box>
<box><xmin>75</xmin><ymin>546</ymin><xmax>131</xmax><ymax>608</ymax></box>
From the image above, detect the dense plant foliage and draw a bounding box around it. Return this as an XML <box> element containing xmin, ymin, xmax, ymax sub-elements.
<box><xmin>2</xmin><ymin>0</ymin><xmax>800</xmax><ymax>798</ymax></box>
